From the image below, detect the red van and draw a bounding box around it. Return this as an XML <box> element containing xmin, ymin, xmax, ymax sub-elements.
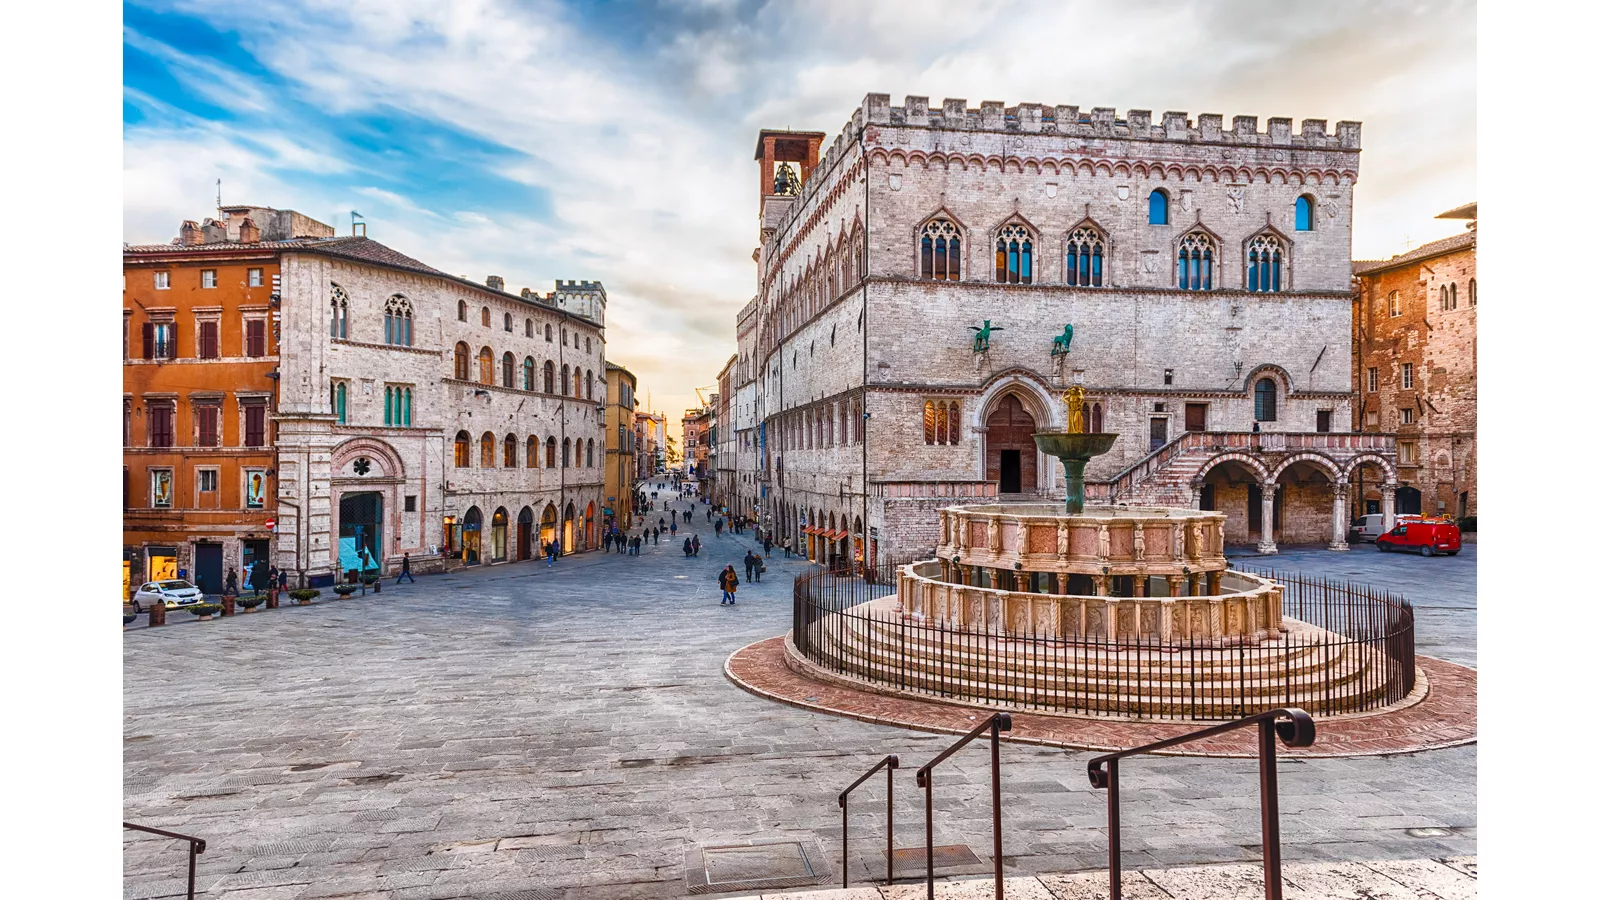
<box><xmin>1376</xmin><ymin>518</ymin><xmax>1461</xmax><ymax>557</ymax></box>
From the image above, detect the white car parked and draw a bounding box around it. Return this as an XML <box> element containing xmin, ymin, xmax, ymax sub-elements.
<box><xmin>1349</xmin><ymin>513</ymin><xmax>1426</xmax><ymax>543</ymax></box>
<box><xmin>130</xmin><ymin>580</ymin><xmax>204</xmax><ymax>612</ymax></box>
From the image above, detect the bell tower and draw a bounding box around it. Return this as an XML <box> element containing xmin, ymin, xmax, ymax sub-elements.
<box><xmin>754</xmin><ymin>129</ymin><xmax>825</xmax><ymax>244</ymax></box>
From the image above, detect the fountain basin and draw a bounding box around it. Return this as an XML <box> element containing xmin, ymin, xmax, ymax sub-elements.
<box><xmin>1032</xmin><ymin>431</ymin><xmax>1119</xmax><ymax>461</ymax></box>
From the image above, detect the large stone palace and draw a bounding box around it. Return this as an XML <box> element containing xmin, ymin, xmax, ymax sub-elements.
<box><xmin>729</xmin><ymin>93</ymin><xmax>1400</xmax><ymax>565</ymax></box>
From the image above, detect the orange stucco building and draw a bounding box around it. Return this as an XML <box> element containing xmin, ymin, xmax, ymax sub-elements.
<box><xmin>122</xmin><ymin>207</ymin><xmax>330</xmax><ymax>595</ymax></box>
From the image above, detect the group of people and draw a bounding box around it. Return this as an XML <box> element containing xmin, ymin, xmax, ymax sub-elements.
<box><xmin>603</xmin><ymin>526</ymin><xmax>657</xmax><ymax>555</ymax></box>
<box><xmin>222</xmin><ymin>560</ymin><xmax>287</xmax><ymax>596</ymax></box>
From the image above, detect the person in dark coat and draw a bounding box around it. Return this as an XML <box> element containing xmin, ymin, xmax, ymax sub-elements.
<box><xmin>395</xmin><ymin>552</ymin><xmax>415</xmax><ymax>583</ymax></box>
<box><xmin>743</xmin><ymin>551</ymin><xmax>757</xmax><ymax>583</ymax></box>
<box><xmin>691</xmin><ymin>534</ymin><xmax>701</xmax><ymax>556</ymax></box>
<box><xmin>277</xmin><ymin>568</ymin><xmax>288</xmax><ymax>590</ymax></box>
<box><xmin>719</xmin><ymin>566</ymin><xmax>739</xmax><ymax>605</ymax></box>
<box><xmin>683</xmin><ymin>537</ymin><xmax>693</xmax><ymax>557</ymax></box>
<box><xmin>224</xmin><ymin>567</ymin><xmax>238</xmax><ymax>596</ymax></box>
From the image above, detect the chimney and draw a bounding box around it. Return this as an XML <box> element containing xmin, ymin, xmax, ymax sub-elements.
<box><xmin>520</xmin><ymin>287</ymin><xmax>533</xmax><ymax>299</ymax></box>
<box><xmin>179</xmin><ymin>220</ymin><xmax>203</xmax><ymax>246</ymax></box>
<box><xmin>238</xmin><ymin>217</ymin><xmax>260</xmax><ymax>243</ymax></box>
<box><xmin>486</xmin><ymin>275</ymin><xmax>505</xmax><ymax>292</ymax></box>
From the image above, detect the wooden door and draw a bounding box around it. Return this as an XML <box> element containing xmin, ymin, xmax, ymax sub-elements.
<box><xmin>1185</xmin><ymin>403</ymin><xmax>1207</xmax><ymax>432</ymax></box>
<box><xmin>1149</xmin><ymin>417</ymin><xmax>1168</xmax><ymax>452</ymax></box>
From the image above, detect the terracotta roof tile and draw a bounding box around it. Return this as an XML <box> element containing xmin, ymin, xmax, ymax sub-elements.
<box><xmin>1354</xmin><ymin>231</ymin><xmax>1475</xmax><ymax>275</ymax></box>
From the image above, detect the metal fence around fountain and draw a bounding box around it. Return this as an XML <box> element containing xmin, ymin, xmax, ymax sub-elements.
<box><xmin>792</xmin><ymin>563</ymin><xmax>1415</xmax><ymax>721</ymax></box>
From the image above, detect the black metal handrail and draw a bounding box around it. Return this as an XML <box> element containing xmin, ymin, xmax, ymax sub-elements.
<box><xmin>914</xmin><ymin>713</ymin><xmax>1012</xmax><ymax>899</ymax></box>
<box><xmin>1085</xmin><ymin>707</ymin><xmax>1315</xmax><ymax>900</ymax></box>
<box><xmin>838</xmin><ymin>754</ymin><xmax>898</xmax><ymax>887</ymax></box>
<box><xmin>124</xmin><ymin>822</ymin><xmax>207</xmax><ymax>900</ymax></box>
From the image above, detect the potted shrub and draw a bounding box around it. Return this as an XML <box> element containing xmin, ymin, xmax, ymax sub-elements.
<box><xmin>187</xmin><ymin>603</ymin><xmax>222</xmax><ymax>621</ymax></box>
<box><xmin>238</xmin><ymin>593</ymin><xmax>266</xmax><ymax>613</ymax></box>
<box><xmin>334</xmin><ymin>584</ymin><xmax>358</xmax><ymax>598</ymax></box>
<box><xmin>289</xmin><ymin>588</ymin><xmax>320</xmax><ymax>606</ymax></box>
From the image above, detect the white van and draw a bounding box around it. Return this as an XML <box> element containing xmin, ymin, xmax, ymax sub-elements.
<box><xmin>1350</xmin><ymin>513</ymin><xmax>1424</xmax><ymax>542</ymax></box>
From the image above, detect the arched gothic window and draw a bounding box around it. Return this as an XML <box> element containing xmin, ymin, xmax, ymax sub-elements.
<box><xmin>919</xmin><ymin>219</ymin><xmax>962</xmax><ymax>280</ymax></box>
<box><xmin>1439</xmin><ymin>285</ymin><xmax>1450</xmax><ymax>311</ymax></box>
<box><xmin>585</xmin><ymin>369</ymin><xmax>594</xmax><ymax>400</ymax></box>
<box><xmin>1178</xmin><ymin>231</ymin><xmax>1215</xmax><ymax>291</ymax></box>
<box><xmin>523</xmin><ymin>357</ymin><xmax>536</xmax><ymax>391</ymax></box>
<box><xmin>481</xmin><ymin>307</ymin><xmax>491</xmax><ymax>327</ymax></box>
<box><xmin>527</xmin><ymin>435</ymin><xmax>539</xmax><ymax>468</ymax></box>
<box><xmin>545</xmin><ymin>436</ymin><xmax>556</xmax><ymax>468</ymax></box>
<box><xmin>332</xmin><ymin>381</ymin><xmax>347</xmax><ymax>423</ymax></box>
<box><xmin>1149</xmin><ymin>189</ymin><xmax>1169</xmax><ymax>225</ymax></box>
<box><xmin>478</xmin><ymin>347</ymin><xmax>494</xmax><ymax>384</ymax></box>
<box><xmin>923</xmin><ymin>399</ymin><xmax>961</xmax><ymax>445</ymax></box>
<box><xmin>994</xmin><ymin>223</ymin><xmax>1034</xmax><ymax>284</ymax></box>
<box><xmin>481</xmin><ymin>432</ymin><xmax>496</xmax><ymax>467</ymax></box>
<box><xmin>501</xmin><ymin>352</ymin><xmax>516</xmax><ymax>388</ymax></box>
<box><xmin>504</xmin><ymin>312</ymin><xmax>512</xmax><ymax>332</ymax></box>
<box><xmin>1295</xmin><ymin>195</ymin><xmax>1315</xmax><ymax>231</ymax></box>
<box><xmin>384</xmin><ymin>295</ymin><xmax>413</xmax><ymax>346</ymax></box>
<box><xmin>543</xmin><ymin>360</ymin><xmax>555</xmax><ymax>393</ymax></box>
<box><xmin>453</xmin><ymin>342</ymin><xmax>470</xmax><ymax>380</ymax></box>
<box><xmin>1246</xmin><ymin>234</ymin><xmax>1284</xmax><ymax>293</ymax></box>
<box><xmin>1065</xmin><ymin>227</ymin><xmax>1105</xmax><ymax>287</ymax></box>
<box><xmin>561</xmin><ymin>364</ymin><xmax>571</xmax><ymax>396</ymax></box>
<box><xmin>562</xmin><ymin>437</ymin><xmax>571</xmax><ymax>468</ymax></box>
<box><xmin>457</xmin><ymin>299</ymin><xmax>467</xmax><ymax>322</ymax></box>
<box><xmin>454</xmin><ymin>430</ymin><xmax>471</xmax><ymax>467</ymax></box>
<box><xmin>525</xmin><ymin>318</ymin><xmax>533</xmax><ymax>337</ymax></box>
<box><xmin>1254</xmin><ymin>379</ymin><xmax>1278</xmax><ymax>422</ymax></box>
<box><xmin>586</xmin><ymin>438</ymin><xmax>594</xmax><ymax>468</ymax></box>
<box><xmin>329</xmin><ymin>284</ymin><xmax>349</xmax><ymax>339</ymax></box>
<box><xmin>545</xmin><ymin>323</ymin><xmax>553</xmax><ymax>341</ymax></box>
<box><xmin>1468</xmin><ymin>278</ymin><xmax>1476</xmax><ymax>306</ymax></box>
<box><xmin>1449</xmin><ymin>283</ymin><xmax>1458</xmax><ymax>309</ymax></box>
<box><xmin>504</xmin><ymin>434</ymin><xmax>517</xmax><ymax>468</ymax></box>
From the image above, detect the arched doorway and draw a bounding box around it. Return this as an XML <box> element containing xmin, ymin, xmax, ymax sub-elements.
<box><xmin>1396</xmin><ymin>486</ymin><xmax>1423</xmax><ymax>516</ymax></box>
<box><xmin>584</xmin><ymin>501</ymin><xmax>596</xmax><ymax>550</ymax></box>
<box><xmin>1200</xmin><ymin>460</ymin><xmax>1268</xmax><ymax>546</ymax></box>
<box><xmin>563</xmin><ymin>502</ymin><xmax>576</xmax><ymax>552</ymax></box>
<box><xmin>517</xmin><ymin>507</ymin><xmax>534</xmax><ymax>560</ymax></box>
<box><xmin>540</xmin><ymin>504</ymin><xmax>557</xmax><ymax>551</ymax></box>
<box><xmin>491</xmin><ymin>507</ymin><xmax>508</xmax><ymax>562</ymax></box>
<box><xmin>462</xmin><ymin>506</ymin><xmax>483</xmax><ymax>564</ymax></box>
<box><xmin>985</xmin><ymin>394</ymin><xmax>1038</xmax><ymax>495</ymax></box>
<box><xmin>338</xmin><ymin>491</ymin><xmax>384</xmax><ymax>575</ymax></box>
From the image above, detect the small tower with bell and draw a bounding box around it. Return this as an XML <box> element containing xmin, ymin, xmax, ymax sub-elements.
<box><xmin>754</xmin><ymin>129</ymin><xmax>825</xmax><ymax>244</ymax></box>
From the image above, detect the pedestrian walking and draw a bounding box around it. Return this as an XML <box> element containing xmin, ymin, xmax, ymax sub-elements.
<box><xmin>719</xmin><ymin>565</ymin><xmax>739</xmax><ymax>605</ymax></box>
<box><xmin>686</xmin><ymin>509</ymin><xmax>694</xmax><ymax>524</ymax></box>
<box><xmin>743</xmin><ymin>551</ymin><xmax>756</xmax><ymax>583</ymax></box>
<box><xmin>224</xmin><ymin>567</ymin><xmax>238</xmax><ymax>596</ymax></box>
<box><xmin>671</xmin><ymin>510</ymin><xmax>678</xmax><ymax>524</ymax></box>
<box><xmin>277</xmin><ymin>568</ymin><xmax>288</xmax><ymax>591</ymax></box>
<box><xmin>602</xmin><ymin>532</ymin><xmax>612</xmax><ymax>552</ymax></box>
<box><xmin>763</xmin><ymin>536</ymin><xmax>773</xmax><ymax>557</ymax></box>
<box><xmin>755</xmin><ymin>555</ymin><xmax>765</xmax><ymax>582</ymax></box>
<box><xmin>714</xmin><ymin>518</ymin><xmax>724</xmax><ymax>537</ymax></box>
<box><xmin>670</xmin><ymin>521</ymin><xmax>678</xmax><ymax>537</ymax></box>
<box><xmin>652</xmin><ymin>526</ymin><xmax>660</xmax><ymax>544</ymax></box>
<box><xmin>692</xmin><ymin>534</ymin><xmax>701</xmax><ymax>556</ymax></box>
<box><xmin>396</xmin><ymin>552</ymin><xmax>416</xmax><ymax>584</ymax></box>
<box><xmin>683</xmin><ymin>537</ymin><xmax>693</xmax><ymax>557</ymax></box>
<box><xmin>546</xmin><ymin>541</ymin><xmax>556</xmax><ymax>567</ymax></box>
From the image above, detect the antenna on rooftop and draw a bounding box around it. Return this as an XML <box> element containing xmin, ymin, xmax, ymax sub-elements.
<box><xmin>351</xmin><ymin>210</ymin><xmax>367</xmax><ymax>237</ymax></box>
<box><xmin>216</xmin><ymin>178</ymin><xmax>222</xmax><ymax>210</ymax></box>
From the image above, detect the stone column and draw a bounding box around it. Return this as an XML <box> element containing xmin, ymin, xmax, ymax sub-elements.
<box><xmin>1093</xmin><ymin>575</ymin><xmax>1108</xmax><ymax>597</ymax></box>
<box><xmin>1329</xmin><ymin>481</ymin><xmax>1350</xmax><ymax>551</ymax></box>
<box><xmin>1207</xmin><ymin>571</ymin><xmax>1222</xmax><ymax>596</ymax></box>
<box><xmin>1169</xmin><ymin>574</ymin><xmax>1185</xmax><ymax>597</ymax></box>
<box><xmin>1134</xmin><ymin>575</ymin><xmax>1147</xmax><ymax>597</ymax></box>
<box><xmin>1257</xmin><ymin>481</ymin><xmax>1279</xmax><ymax>554</ymax></box>
<box><xmin>1381</xmin><ymin>483</ymin><xmax>1397</xmax><ymax>533</ymax></box>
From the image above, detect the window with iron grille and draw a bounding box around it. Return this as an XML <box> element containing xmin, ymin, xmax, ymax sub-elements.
<box><xmin>243</xmin><ymin>402</ymin><xmax>267</xmax><ymax>447</ymax></box>
<box><xmin>147</xmin><ymin>402</ymin><xmax>175</xmax><ymax>448</ymax></box>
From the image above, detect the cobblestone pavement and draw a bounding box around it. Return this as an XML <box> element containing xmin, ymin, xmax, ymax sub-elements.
<box><xmin>124</xmin><ymin>492</ymin><xmax>1475</xmax><ymax>899</ymax></box>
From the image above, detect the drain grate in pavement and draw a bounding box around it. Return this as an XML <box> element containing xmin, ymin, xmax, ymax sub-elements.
<box><xmin>683</xmin><ymin>838</ymin><xmax>831</xmax><ymax>894</ymax></box>
<box><xmin>889</xmin><ymin>843</ymin><xmax>981</xmax><ymax>869</ymax></box>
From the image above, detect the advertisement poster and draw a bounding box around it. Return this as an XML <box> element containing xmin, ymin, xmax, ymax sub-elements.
<box><xmin>150</xmin><ymin>469</ymin><xmax>173</xmax><ymax>508</ymax></box>
<box><xmin>246</xmin><ymin>470</ymin><xmax>266</xmax><ymax>508</ymax></box>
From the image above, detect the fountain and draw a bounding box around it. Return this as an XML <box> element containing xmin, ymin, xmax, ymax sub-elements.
<box><xmin>1032</xmin><ymin>385</ymin><xmax>1117</xmax><ymax>514</ymax></box>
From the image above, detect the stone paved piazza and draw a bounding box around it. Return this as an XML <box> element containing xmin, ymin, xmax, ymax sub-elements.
<box><xmin>123</xmin><ymin>491</ymin><xmax>1475</xmax><ymax>899</ymax></box>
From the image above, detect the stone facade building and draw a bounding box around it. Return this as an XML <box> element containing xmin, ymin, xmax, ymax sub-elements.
<box><xmin>128</xmin><ymin>207</ymin><xmax>608</xmax><ymax>587</ymax></box>
<box><xmin>603</xmin><ymin>362</ymin><xmax>638</xmax><ymax>529</ymax></box>
<box><xmin>634</xmin><ymin>410</ymin><xmax>667</xmax><ymax>481</ymax></box>
<box><xmin>736</xmin><ymin>94</ymin><xmax>1399</xmax><ymax>565</ymax></box>
<box><xmin>1353</xmin><ymin>203</ymin><xmax>1476</xmax><ymax>521</ymax></box>
<box><xmin>682</xmin><ymin>407</ymin><xmax>711</xmax><ymax>484</ymax></box>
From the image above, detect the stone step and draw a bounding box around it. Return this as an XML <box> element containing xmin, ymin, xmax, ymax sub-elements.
<box><xmin>723</xmin><ymin>857</ymin><xmax>1478</xmax><ymax>899</ymax></box>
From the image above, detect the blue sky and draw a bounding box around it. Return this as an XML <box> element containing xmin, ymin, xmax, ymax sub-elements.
<box><xmin>124</xmin><ymin>0</ymin><xmax>1477</xmax><ymax>423</ymax></box>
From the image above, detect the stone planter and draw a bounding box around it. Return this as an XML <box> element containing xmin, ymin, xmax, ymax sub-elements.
<box><xmin>197</xmin><ymin>614</ymin><xmax>213</xmax><ymax>621</ymax></box>
<box><xmin>242</xmin><ymin>605</ymin><xmax>258</xmax><ymax>613</ymax></box>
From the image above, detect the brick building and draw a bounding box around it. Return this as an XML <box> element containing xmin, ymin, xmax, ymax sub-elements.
<box><xmin>634</xmin><ymin>410</ymin><xmax>667</xmax><ymax>481</ymax></box>
<box><xmin>127</xmin><ymin>207</ymin><xmax>608</xmax><ymax>587</ymax></box>
<box><xmin>1353</xmin><ymin>203</ymin><xmax>1476</xmax><ymax>521</ymax></box>
<box><xmin>737</xmin><ymin>94</ymin><xmax>1399</xmax><ymax>565</ymax></box>
<box><xmin>712</xmin><ymin>355</ymin><xmax>738</xmax><ymax>511</ymax></box>
<box><xmin>682</xmin><ymin>407</ymin><xmax>711</xmax><ymax>484</ymax></box>
<box><xmin>603</xmin><ymin>362</ymin><xmax>638</xmax><ymax>529</ymax></box>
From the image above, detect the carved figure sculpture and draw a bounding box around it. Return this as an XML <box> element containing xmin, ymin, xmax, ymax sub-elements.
<box><xmin>1051</xmin><ymin>324</ymin><xmax>1075</xmax><ymax>356</ymax></box>
<box><xmin>1064</xmin><ymin>385</ymin><xmax>1088</xmax><ymax>434</ymax></box>
<box><xmin>969</xmin><ymin>320</ymin><xmax>1003</xmax><ymax>353</ymax></box>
